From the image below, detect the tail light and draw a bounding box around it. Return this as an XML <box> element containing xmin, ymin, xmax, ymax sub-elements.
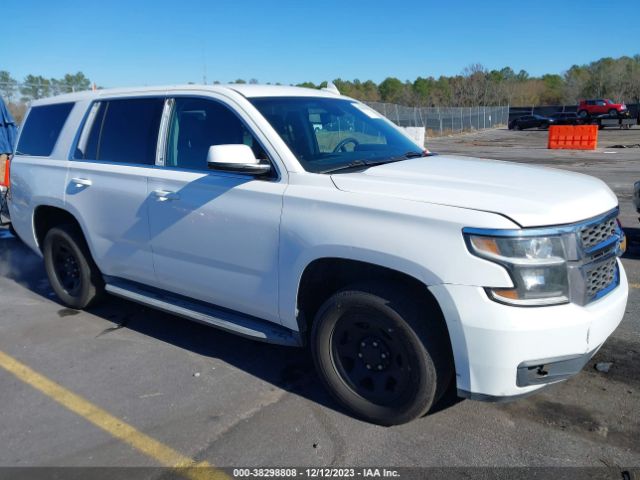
<box><xmin>0</xmin><ymin>156</ymin><xmax>9</xmax><ymax>188</ymax></box>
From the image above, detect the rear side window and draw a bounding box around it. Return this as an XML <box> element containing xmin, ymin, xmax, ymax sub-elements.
<box><xmin>74</xmin><ymin>98</ymin><xmax>164</xmax><ymax>165</ymax></box>
<box><xmin>16</xmin><ymin>103</ymin><xmax>74</xmax><ymax>156</ymax></box>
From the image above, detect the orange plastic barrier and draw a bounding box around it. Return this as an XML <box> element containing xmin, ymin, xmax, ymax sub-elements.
<box><xmin>548</xmin><ymin>125</ymin><xmax>598</xmax><ymax>150</ymax></box>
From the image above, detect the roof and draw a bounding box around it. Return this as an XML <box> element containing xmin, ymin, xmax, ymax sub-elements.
<box><xmin>29</xmin><ymin>83</ymin><xmax>342</xmax><ymax>106</ymax></box>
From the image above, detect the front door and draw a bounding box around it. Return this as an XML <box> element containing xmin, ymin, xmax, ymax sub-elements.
<box><xmin>147</xmin><ymin>96</ymin><xmax>285</xmax><ymax>323</ymax></box>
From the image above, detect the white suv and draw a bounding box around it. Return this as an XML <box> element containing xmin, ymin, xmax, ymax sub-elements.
<box><xmin>8</xmin><ymin>85</ymin><xmax>628</xmax><ymax>425</ymax></box>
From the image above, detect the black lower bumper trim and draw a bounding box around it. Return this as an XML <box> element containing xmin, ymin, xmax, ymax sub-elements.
<box><xmin>516</xmin><ymin>347</ymin><xmax>600</xmax><ymax>387</ymax></box>
<box><xmin>457</xmin><ymin>387</ymin><xmax>542</xmax><ymax>403</ymax></box>
<box><xmin>458</xmin><ymin>346</ymin><xmax>601</xmax><ymax>402</ymax></box>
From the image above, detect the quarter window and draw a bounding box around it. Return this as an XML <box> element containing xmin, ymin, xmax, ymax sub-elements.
<box><xmin>74</xmin><ymin>98</ymin><xmax>164</xmax><ymax>165</ymax></box>
<box><xmin>165</xmin><ymin>98</ymin><xmax>267</xmax><ymax>171</ymax></box>
<box><xmin>16</xmin><ymin>103</ymin><xmax>74</xmax><ymax>156</ymax></box>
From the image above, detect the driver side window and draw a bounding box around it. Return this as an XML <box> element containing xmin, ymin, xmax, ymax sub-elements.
<box><xmin>165</xmin><ymin>97</ymin><xmax>267</xmax><ymax>171</ymax></box>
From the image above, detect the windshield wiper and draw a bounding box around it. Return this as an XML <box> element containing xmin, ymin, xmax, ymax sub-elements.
<box><xmin>320</xmin><ymin>151</ymin><xmax>431</xmax><ymax>174</ymax></box>
<box><xmin>320</xmin><ymin>160</ymin><xmax>369</xmax><ymax>174</ymax></box>
<box><xmin>402</xmin><ymin>151</ymin><xmax>425</xmax><ymax>158</ymax></box>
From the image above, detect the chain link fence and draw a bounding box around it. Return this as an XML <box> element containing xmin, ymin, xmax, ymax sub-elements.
<box><xmin>365</xmin><ymin>102</ymin><xmax>509</xmax><ymax>136</ymax></box>
<box><xmin>509</xmin><ymin>104</ymin><xmax>640</xmax><ymax>122</ymax></box>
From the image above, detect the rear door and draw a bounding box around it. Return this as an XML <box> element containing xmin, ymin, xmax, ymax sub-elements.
<box><xmin>146</xmin><ymin>95</ymin><xmax>285</xmax><ymax>323</ymax></box>
<box><xmin>65</xmin><ymin>96</ymin><xmax>164</xmax><ymax>284</ymax></box>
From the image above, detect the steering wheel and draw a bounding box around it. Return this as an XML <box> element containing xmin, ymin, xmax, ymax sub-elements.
<box><xmin>333</xmin><ymin>137</ymin><xmax>360</xmax><ymax>153</ymax></box>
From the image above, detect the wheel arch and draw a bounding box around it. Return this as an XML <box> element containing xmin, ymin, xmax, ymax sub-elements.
<box><xmin>33</xmin><ymin>205</ymin><xmax>86</xmax><ymax>252</ymax></box>
<box><xmin>295</xmin><ymin>257</ymin><xmax>452</xmax><ymax>346</ymax></box>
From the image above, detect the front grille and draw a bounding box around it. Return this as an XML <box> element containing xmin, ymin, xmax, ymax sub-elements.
<box><xmin>585</xmin><ymin>257</ymin><xmax>617</xmax><ymax>300</ymax></box>
<box><xmin>580</xmin><ymin>217</ymin><xmax>617</xmax><ymax>251</ymax></box>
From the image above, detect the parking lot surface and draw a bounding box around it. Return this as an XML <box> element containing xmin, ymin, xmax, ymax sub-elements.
<box><xmin>0</xmin><ymin>127</ymin><xmax>639</xmax><ymax>469</ymax></box>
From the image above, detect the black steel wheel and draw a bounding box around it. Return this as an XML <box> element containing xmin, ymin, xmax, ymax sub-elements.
<box><xmin>331</xmin><ymin>308</ymin><xmax>414</xmax><ymax>407</ymax></box>
<box><xmin>52</xmin><ymin>240</ymin><xmax>82</xmax><ymax>295</ymax></box>
<box><xmin>43</xmin><ymin>224</ymin><xmax>104</xmax><ymax>309</ymax></box>
<box><xmin>311</xmin><ymin>282</ymin><xmax>453</xmax><ymax>425</ymax></box>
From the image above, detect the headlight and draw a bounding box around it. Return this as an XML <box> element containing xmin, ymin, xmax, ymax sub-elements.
<box><xmin>465</xmin><ymin>234</ymin><xmax>569</xmax><ymax>306</ymax></box>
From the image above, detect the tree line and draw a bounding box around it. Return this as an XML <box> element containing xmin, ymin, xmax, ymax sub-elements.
<box><xmin>299</xmin><ymin>55</ymin><xmax>640</xmax><ymax>107</ymax></box>
<box><xmin>0</xmin><ymin>71</ymin><xmax>92</xmax><ymax>103</ymax></box>
<box><xmin>2</xmin><ymin>55</ymin><xmax>639</xmax><ymax>115</ymax></box>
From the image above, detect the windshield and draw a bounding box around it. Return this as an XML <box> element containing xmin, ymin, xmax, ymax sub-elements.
<box><xmin>249</xmin><ymin>97</ymin><xmax>423</xmax><ymax>173</ymax></box>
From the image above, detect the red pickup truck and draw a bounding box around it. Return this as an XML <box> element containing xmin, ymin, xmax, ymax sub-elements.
<box><xmin>578</xmin><ymin>99</ymin><xmax>627</xmax><ymax>118</ymax></box>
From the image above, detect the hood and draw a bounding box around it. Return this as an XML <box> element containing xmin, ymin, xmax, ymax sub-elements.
<box><xmin>331</xmin><ymin>155</ymin><xmax>618</xmax><ymax>227</ymax></box>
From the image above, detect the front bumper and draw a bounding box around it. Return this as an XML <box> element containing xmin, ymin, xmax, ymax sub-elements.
<box><xmin>429</xmin><ymin>260</ymin><xmax>628</xmax><ymax>399</ymax></box>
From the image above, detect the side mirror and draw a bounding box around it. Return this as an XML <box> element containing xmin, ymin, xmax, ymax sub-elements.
<box><xmin>206</xmin><ymin>144</ymin><xmax>271</xmax><ymax>176</ymax></box>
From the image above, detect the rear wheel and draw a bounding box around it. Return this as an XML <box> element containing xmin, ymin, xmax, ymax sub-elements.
<box><xmin>311</xmin><ymin>282</ymin><xmax>453</xmax><ymax>426</ymax></box>
<box><xmin>43</xmin><ymin>224</ymin><xmax>104</xmax><ymax>309</ymax></box>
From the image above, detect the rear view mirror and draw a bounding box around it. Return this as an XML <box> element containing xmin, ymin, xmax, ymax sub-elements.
<box><xmin>206</xmin><ymin>144</ymin><xmax>271</xmax><ymax>176</ymax></box>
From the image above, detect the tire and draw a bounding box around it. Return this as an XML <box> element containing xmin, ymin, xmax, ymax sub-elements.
<box><xmin>311</xmin><ymin>281</ymin><xmax>453</xmax><ymax>426</ymax></box>
<box><xmin>43</xmin><ymin>224</ymin><xmax>104</xmax><ymax>309</ymax></box>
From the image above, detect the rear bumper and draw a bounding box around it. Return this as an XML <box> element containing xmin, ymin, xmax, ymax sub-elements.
<box><xmin>429</xmin><ymin>260</ymin><xmax>628</xmax><ymax>399</ymax></box>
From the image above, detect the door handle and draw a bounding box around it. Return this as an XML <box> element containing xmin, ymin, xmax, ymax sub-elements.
<box><xmin>153</xmin><ymin>189</ymin><xmax>180</xmax><ymax>201</ymax></box>
<box><xmin>70</xmin><ymin>177</ymin><xmax>92</xmax><ymax>187</ymax></box>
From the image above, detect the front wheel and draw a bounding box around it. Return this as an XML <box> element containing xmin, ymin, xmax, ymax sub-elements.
<box><xmin>311</xmin><ymin>282</ymin><xmax>453</xmax><ymax>425</ymax></box>
<box><xmin>43</xmin><ymin>224</ymin><xmax>104</xmax><ymax>309</ymax></box>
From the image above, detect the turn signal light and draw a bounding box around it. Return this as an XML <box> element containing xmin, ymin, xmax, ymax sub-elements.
<box><xmin>617</xmin><ymin>219</ymin><xmax>627</xmax><ymax>256</ymax></box>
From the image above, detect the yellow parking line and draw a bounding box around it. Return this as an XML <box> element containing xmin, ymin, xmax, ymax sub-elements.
<box><xmin>0</xmin><ymin>350</ymin><xmax>228</xmax><ymax>480</ymax></box>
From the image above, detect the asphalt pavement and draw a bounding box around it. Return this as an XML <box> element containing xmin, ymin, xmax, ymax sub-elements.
<box><xmin>0</xmin><ymin>127</ymin><xmax>638</xmax><ymax>472</ymax></box>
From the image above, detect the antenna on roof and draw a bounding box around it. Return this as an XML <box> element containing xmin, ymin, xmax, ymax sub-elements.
<box><xmin>321</xmin><ymin>82</ymin><xmax>340</xmax><ymax>95</ymax></box>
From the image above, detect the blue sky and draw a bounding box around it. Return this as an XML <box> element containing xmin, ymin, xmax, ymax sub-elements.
<box><xmin>2</xmin><ymin>0</ymin><xmax>639</xmax><ymax>88</ymax></box>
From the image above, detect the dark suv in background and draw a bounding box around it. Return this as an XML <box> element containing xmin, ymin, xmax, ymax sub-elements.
<box><xmin>547</xmin><ymin>112</ymin><xmax>582</xmax><ymax>125</ymax></box>
<box><xmin>508</xmin><ymin>114</ymin><xmax>549</xmax><ymax>130</ymax></box>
